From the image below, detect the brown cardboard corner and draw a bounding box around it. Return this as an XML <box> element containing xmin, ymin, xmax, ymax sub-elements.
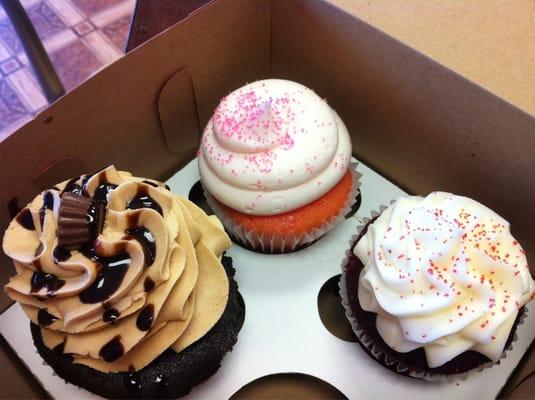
<box><xmin>327</xmin><ymin>0</ymin><xmax>535</xmax><ymax>116</ymax></box>
<box><xmin>157</xmin><ymin>67</ymin><xmax>201</xmax><ymax>155</ymax></box>
<box><xmin>271</xmin><ymin>0</ymin><xmax>535</xmax><ymax>268</ymax></box>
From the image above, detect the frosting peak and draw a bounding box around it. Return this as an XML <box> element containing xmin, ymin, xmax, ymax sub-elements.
<box><xmin>199</xmin><ymin>79</ymin><xmax>352</xmax><ymax>215</ymax></box>
<box><xmin>355</xmin><ymin>192</ymin><xmax>534</xmax><ymax>367</ymax></box>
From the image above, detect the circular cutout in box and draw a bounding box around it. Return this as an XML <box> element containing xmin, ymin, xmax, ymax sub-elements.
<box><xmin>230</xmin><ymin>373</ymin><xmax>347</xmax><ymax>399</ymax></box>
<box><xmin>317</xmin><ymin>274</ymin><xmax>357</xmax><ymax>342</ymax></box>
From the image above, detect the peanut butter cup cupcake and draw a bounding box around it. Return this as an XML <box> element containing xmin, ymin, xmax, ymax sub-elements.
<box><xmin>198</xmin><ymin>79</ymin><xmax>360</xmax><ymax>253</ymax></box>
<box><xmin>341</xmin><ymin>192</ymin><xmax>534</xmax><ymax>380</ymax></box>
<box><xmin>3</xmin><ymin>166</ymin><xmax>245</xmax><ymax>398</ymax></box>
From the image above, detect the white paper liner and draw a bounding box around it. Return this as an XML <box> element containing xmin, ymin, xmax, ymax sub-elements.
<box><xmin>205</xmin><ymin>162</ymin><xmax>362</xmax><ymax>253</ymax></box>
<box><xmin>338</xmin><ymin>205</ymin><xmax>527</xmax><ymax>383</ymax></box>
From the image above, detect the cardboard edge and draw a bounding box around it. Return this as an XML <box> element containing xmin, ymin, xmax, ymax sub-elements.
<box><xmin>323</xmin><ymin>0</ymin><xmax>535</xmax><ymax>120</ymax></box>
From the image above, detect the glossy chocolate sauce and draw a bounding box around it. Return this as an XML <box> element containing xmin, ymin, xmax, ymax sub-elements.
<box><xmin>93</xmin><ymin>182</ymin><xmax>117</xmax><ymax>204</ymax></box>
<box><xmin>30</xmin><ymin>272</ymin><xmax>65</xmax><ymax>296</ymax></box>
<box><xmin>141</xmin><ymin>180</ymin><xmax>159</xmax><ymax>188</ymax></box>
<box><xmin>16</xmin><ymin>208</ymin><xmax>35</xmax><ymax>230</ymax></box>
<box><xmin>52</xmin><ymin>246</ymin><xmax>71</xmax><ymax>263</ymax></box>
<box><xmin>61</xmin><ymin>176</ymin><xmax>83</xmax><ymax>195</ymax></box>
<box><xmin>103</xmin><ymin>308</ymin><xmax>120</xmax><ymax>324</ymax></box>
<box><xmin>125</xmin><ymin>227</ymin><xmax>156</xmax><ymax>267</ymax></box>
<box><xmin>79</xmin><ymin>243</ymin><xmax>131</xmax><ymax>304</ymax></box>
<box><xmin>126</xmin><ymin>186</ymin><xmax>163</xmax><ymax>216</ymax></box>
<box><xmin>143</xmin><ymin>277</ymin><xmax>155</xmax><ymax>292</ymax></box>
<box><xmin>39</xmin><ymin>191</ymin><xmax>54</xmax><ymax>227</ymax></box>
<box><xmin>136</xmin><ymin>304</ymin><xmax>154</xmax><ymax>331</ymax></box>
<box><xmin>99</xmin><ymin>335</ymin><xmax>124</xmax><ymax>362</ymax></box>
<box><xmin>37</xmin><ymin>309</ymin><xmax>58</xmax><ymax>326</ymax></box>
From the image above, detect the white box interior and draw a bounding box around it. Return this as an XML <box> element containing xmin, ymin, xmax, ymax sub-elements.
<box><xmin>1</xmin><ymin>158</ymin><xmax>533</xmax><ymax>399</ymax></box>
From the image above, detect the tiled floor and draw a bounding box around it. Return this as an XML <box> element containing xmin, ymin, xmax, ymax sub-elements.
<box><xmin>0</xmin><ymin>0</ymin><xmax>134</xmax><ymax>140</ymax></box>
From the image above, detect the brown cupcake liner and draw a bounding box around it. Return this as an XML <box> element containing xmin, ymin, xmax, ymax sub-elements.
<box><xmin>205</xmin><ymin>162</ymin><xmax>362</xmax><ymax>253</ymax></box>
<box><xmin>339</xmin><ymin>205</ymin><xmax>527</xmax><ymax>383</ymax></box>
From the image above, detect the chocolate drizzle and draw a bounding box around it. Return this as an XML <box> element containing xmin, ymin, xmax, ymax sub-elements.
<box><xmin>87</xmin><ymin>201</ymin><xmax>106</xmax><ymax>235</ymax></box>
<box><xmin>39</xmin><ymin>191</ymin><xmax>54</xmax><ymax>228</ymax></box>
<box><xmin>103</xmin><ymin>308</ymin><xmax>120</xmax><ymax>323</ymax></box>
<box><xmin>61</xmin><ymin>176</ymin><xmax>83</xmax><ymax>195</ymax></box>
<box><xmin>126</xmin><ymin>186</ymin><xmax>163</xmax><ymax>216</ymax></box>
<box><xmin>16</xmin><ymin>208</ymin><xmax>35</xmax><ymax>230</ymax></box>
<box><xmin>37</xmin><ymin>309</ymin><xmax>58</xmax><ymax>326</ymax></box>
<box><xmin>141</xmin><ymin>180</ymin><xmax>159</xmax><ymax>188</ymax></box>
<box><xmin>143</xmin><ymin>277</ymin><xmax>155</xmax><ymax>292</ymax></box>
<box><xmin>99</xmin><ymin>335</ymin><xmax>124</xmax><ymax>362</ymax></box>
<box><xmin>125</xmin><ymin>227</ymin><xmax>156</xmax><ymax>267</ymax></box>
<box><xmin>30</xmin><ymin>272</ymin><xmax>65</xmax><ymax>296</ymax></box>
<box><xmin>52</xmin><ymin>246</ymin><xmax>71</xmax><ymax>263</ymax></box>
<box><xmin>136</xmin><ymin>304</ymin><xmax>154</xmax><ymax>331</ymax></box>
<box><xmin>78</xmin><ymin>244</ymin><xmax>131</xmax><ymax>304</ymax></box>
<box><xmin>93</xmin><ymin>182</ymin><xmax>117</xmax><ymax>204</ymax></box>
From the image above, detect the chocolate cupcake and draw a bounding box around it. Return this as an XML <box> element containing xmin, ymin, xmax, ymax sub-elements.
<box><xmin>3</xmin><ymin>166</ymin><xmax>245</xmax><ymax>398</ymax></box>
<box><xmin>198</xmin><ymin>79</ymin><xmax>360</xmax><ymax>253</ymax></box>
<box><xmin>340</xmin><ymin>192</ymin><xmax>534</xmax><ymax>380</ymax></box>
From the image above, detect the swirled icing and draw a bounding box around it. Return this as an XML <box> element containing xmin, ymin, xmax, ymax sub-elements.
<box><xmin>354</xmin><ymin>192</ymin><xmax>534</xmax><ymax>367</ymax></box>
<box><xmin>199</xmin><ymin>79</ymin><xmax>352</xmax><ymax>215</ymax></box>
<box><xmin>3</xmin><ymin>166</ymin><xmax>231</xmax><ymax>372</ymax></box>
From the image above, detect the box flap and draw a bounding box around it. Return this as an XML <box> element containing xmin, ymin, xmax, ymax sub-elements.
<box><xmin>272</xmin><ymin>0</ymin><xmax>535</xmax><ymax>263</ymax></box>
<box><xmin>327</xmin><ymin>0</ymin><xmax>535</xmax><ymax>116</ymax></box>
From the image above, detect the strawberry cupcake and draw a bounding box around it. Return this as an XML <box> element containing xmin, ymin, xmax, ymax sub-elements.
<box><xmin>341</xmin><ymin>192</ymin><xmax>535</xmax><ymax>380</ymax></box>
<box><xmin>198</xmin><ymin>79</ymin><xmax>359</xmax><ymax>253</ymax></box>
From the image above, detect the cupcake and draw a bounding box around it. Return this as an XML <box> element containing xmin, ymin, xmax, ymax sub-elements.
<box><xmin>341</xmin><ymin>192</ymin><xmax>535</xmax><ymax>380</ymax></box>
<box><xmin>3</xmin><ymin>166</ymin><xmax>245</xmax><ymax>398</ymax></box>
<box><xmin>198</xmin><ymin>79</ymin><xmax>360</xmax><ymax>253</ymax></box>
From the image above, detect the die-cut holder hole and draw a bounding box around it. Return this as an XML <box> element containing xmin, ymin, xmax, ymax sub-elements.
<box><xmin>230</xmin><ymin>373</ymin><xmax>347</xmax><ymax>399</ymax></box>
<box><xmin>317</xmin><ymin>274</ymin><xmax>357</xmax><ymax>342</ymax></box>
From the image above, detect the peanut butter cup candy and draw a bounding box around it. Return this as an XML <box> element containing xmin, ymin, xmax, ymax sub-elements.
<box><xmin>340</xmin><ymin>192</ymin><xmax>534</xmax><ymax>381</ymax></box>
<box><xmin>3</xmin><ymin>166</ymin><xmax>245</xmax><ymax>398</ymax></box>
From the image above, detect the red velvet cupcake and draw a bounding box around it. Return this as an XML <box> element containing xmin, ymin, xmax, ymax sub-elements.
<box><xmin>340</xmin><ymin>192</ymin><xmax>534</xmax><ymax>381</ymax></box>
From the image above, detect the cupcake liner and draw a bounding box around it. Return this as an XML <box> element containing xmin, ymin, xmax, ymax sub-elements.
<box><xmin>205</xmin><ymin>162</ymin><xmax>362</xmax><ymax>253</ymax></box>
<box><xmin>339</xmin><ymin>205</ymin><xmax>527</xmax><ymax>383</ymax></box>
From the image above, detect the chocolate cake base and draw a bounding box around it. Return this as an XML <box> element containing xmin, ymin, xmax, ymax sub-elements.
<box><xmin>343</xmin><ymin>220</ymin><xmax>522</xmax><ymax>378</ymax></box>
<box><xmin>31</xmin><ymin>255</ymin><xmax>245</xmax><ymax>398</ymax></box>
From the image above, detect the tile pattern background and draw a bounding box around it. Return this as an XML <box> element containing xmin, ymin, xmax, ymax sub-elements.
<box><xmin>0</xmin><ymin>0</ymin><xmax>134</xmax><ymax>140</ymax></box>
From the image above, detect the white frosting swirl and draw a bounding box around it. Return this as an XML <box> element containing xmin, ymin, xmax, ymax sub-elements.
<box><xmin>198</xmin><ymin>79</ymin><xmax>352</xmax><ymax>215</ymax></box>
<box><xmin>354</xmin><ymin>192</ymin><xmax>535</xmax><ymax>368</ymax></box>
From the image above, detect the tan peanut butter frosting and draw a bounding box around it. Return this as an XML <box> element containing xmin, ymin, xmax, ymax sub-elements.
<box><xmin>3</xmin><ymin>166</ymin><xmax>231</xmax><ymax>372</ymax></box>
